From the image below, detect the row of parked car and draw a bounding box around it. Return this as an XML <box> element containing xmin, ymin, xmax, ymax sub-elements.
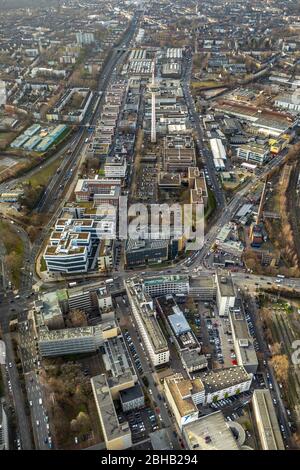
<box><xmin>210</xmin><ymin>390</ymin><xmax>253</xmax><ymax>410</ymax></box>
<box><xmin>207</xmin><ymin>319</ymin><xmax>225</xmax><ymax>365</ymax></box>
<box><xmin>124</xmin><ymin>330</ymin><xmax>143</xmax><ymax>375</ymax></box>
<box><xmin>245</xmin><ymin>311</ymin><xmax>259</xmax><ymax>352</ymax></box>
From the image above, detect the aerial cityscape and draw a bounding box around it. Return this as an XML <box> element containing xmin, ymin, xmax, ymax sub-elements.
<box><xmin>1</xmin><ymin>0</ymin><xmax>300</xmax><ymax>454</ymax></box>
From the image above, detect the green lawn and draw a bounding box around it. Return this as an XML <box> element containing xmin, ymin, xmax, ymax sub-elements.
<box><xmin>205</xmin><ymin>188</ymin><xmax>217</xmax><ymax>220</ymax></box>
<box><xmin>27</xmin><ymin>158</ymin><xmax>62</xmax><ymax>188</ymax></box>
<box><xmin>0</xmin><ymin>220</ymin><xmax>24</xmax><ymax>288</ymax></box>
<box><xmin>40</xmin><ymin>256</ymin><xmax>47</xmax><ymax>272</ymax></box>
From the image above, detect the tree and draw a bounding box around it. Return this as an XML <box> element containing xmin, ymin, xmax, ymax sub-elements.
<box><xmin>270</xmin><ymin>354</ymin><xmax>289</xmax><ymax>384</ymax></box>
<box><xmin>66</xmin><ymin>309</ymin><xmax>87</xmax><ymax>327</ymax></box>
<box><xmin>270</xmin><ymin>342</ymin><xmax>282</xmax><ymax>356</ymax></box>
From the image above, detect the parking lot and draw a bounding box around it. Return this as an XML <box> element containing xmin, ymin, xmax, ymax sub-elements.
<box><xmin>136</xmin><ymin>165</ymin><xmax>157</xmax><ymax>202</ymax></box>
<box><xmin>118</xmin><ymin>407</ymin><xmax>159</xmax><ymax>444</ymax></box>
<box><xmin>123</xmin><ymin>329</ymin><xmax>144</xmax><ymax>376</ymax></box>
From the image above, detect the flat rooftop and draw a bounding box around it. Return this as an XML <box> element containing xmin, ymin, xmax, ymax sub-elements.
<box><xmin>126</xmin><ymin>280</ymin><xmax>168</xmax><ymax>354</ymax></box>
<box><xmin>91</xmin><ymin>374</ymin><xmax>130</xmax><ymax>441</ymax></box>
<box><xmin>183</xmin><ymin>411</ymin><xmax>239</xmax><ymax>450</ymax></box>
<box><xmin>165</xmin><ymin>374</ymin><xmax>204</xmax><ymax>417</ymax></box>
<box><xmin>252</xmin><ymin>389</ymin><xmax>285</xmax><ymax>450</ymax></box>
<box><xmin>216</xmin><ymin>273</ymin><xmax>235</xmax><ymax>297</ymax></box>
<box><xmin>200</xmin><ymin>366</ymin><xmax>251</xmax><ymax>394</ymax></box>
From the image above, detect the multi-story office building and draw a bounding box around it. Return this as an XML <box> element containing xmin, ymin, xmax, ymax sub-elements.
<box><xmin>164</xmin><ymin>373</ymin><xmax>205</xmax><ymax>430</ymax></box>
<box><xmin>120</xmin><ymin>384</ymin><xmax>145</xmax><ymax>412</ymax></box>
<box><xmin>125</xmin><ymin>239</ymin><xmax>169</xmax><ymax>267</ymax></box>
<box><xmin>188</xmin><ymin>167</ymin><xmax>208</xmax><ymax>208</ymax></box>
<box><xmin>54</xmin><ymin>218</ymin><xmax>116</xmax><ymax>242</ymax></box>
<box><xmin>91</xmin><ymin>375</ymin><xmax>132</xmax><ymax>450</ymax></box>
<box><xmin>237</xmin><ymin>143</ymin><xmax>269</xmax><ymax>165</ymax></box>
<box><xmin>74</xmin><ymin>178</ymin><xmax>121</xmax><ymax>205</ymax></box>
<box><xmin>125</xmin><ymin>278</ymin><xmax>169</xmax><ymax>367</ymax></box>
<box><xmin>182</xmin><ymin>411</ymin><xmax>240</xmax><ymax>450</ymax></box>
<box><xmin>189</xmin><ymin>276</ymin><xmax>217</xmax><ymax>300</ymax></box>
<box><xmin>181</xmin><ymin>349</ymin><xmax>208</xmax><ymax>376</ymax></box>
<box><xmin>104</xmin><ymin>155</ymin><xmax>127</xmax><ymax>178</ymax></box>
<box><xmin>252</xmin><ymin>389</ymin><xmax>285</xmax><ymax>450</ymax></box>
<box><xmin>215</xmin><ymin>272</ymin><xmax>236</xmax><ymax>316</ymax></box>
<box><xmin>142</xmin><ymin>275</ymin><xmax>189</xmax><ymax>297</ymax></box>
<box><xmin>200</xmin><ymin>366</ymin><xmax>252</xmax><ymax>404</ymax></box>
<box><xmin>38</xmin><ymin>324</ymin><xmax>110</xmax><ymax>357</ymax></box>
<box><xmin>44</xmin><ymin>230</ymin><xmax>91</xmax><ymax>273</ymax></box>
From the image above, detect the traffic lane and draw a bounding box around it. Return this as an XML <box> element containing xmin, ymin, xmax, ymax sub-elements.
<box><xmin>3</xmin><ymin>332</ymin><xmax>33</xmax><ymax>449</ymax></box>
<box><xmin>26</xmin><ymin>372</ymin><xmax>49</xmax><ymax>450</ymax></box>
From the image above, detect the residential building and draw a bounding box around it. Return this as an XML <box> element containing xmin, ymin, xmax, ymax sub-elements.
<box><xmin>91</xmin><ymin>375</ymin><xmax>132</xmax><ymax>450</ymax></box>
<box><xmin>125</xmin><ymin>278</ymin><xmax>169</xmax><ymax>367</ymax></box>
<box><xmin>252</xmin><ymin>389</ymin><xmax>285</xmax><ymax>450</ymax></box>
